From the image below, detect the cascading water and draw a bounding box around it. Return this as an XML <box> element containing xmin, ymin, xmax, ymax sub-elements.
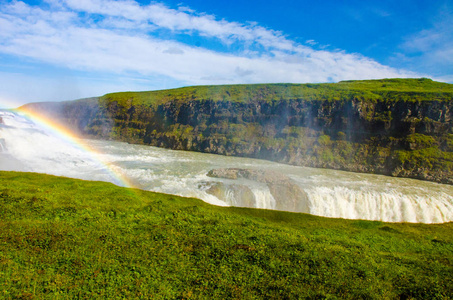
<box><xmin>250</xmin><ymin>187</ymin><xmax>277</xmax><ymax>210</ymax></box>
<box><xmin>1</xmin><ymin>110</ymin><xmax>453</xmax><ymax>223</ymax></box>
<box><xmin>305</xmin><ymin>186</ymin><xmax>451</xmax><ymax>223</ymax></box>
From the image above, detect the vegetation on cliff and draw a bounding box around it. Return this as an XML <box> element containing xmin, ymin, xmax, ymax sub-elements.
<box><xmin>1</xmin><ymin>171</ymin><xmax>452</xmax><ymax>299</ymax></box>
<box><xmin>100</xmin><ymin>78</ymin><xmax>453</xmax><ymax>106</ymax></box>
<box><xmin>22</xmin><ymin>78</ymin><xmax>453</xmax><ymax>183</ymax></box>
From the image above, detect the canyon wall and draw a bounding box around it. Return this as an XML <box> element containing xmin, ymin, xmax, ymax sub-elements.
<box><xmin>23</xmin><ymin>79</ymin><xmax>453</xmax><ymax>183</ymax></box>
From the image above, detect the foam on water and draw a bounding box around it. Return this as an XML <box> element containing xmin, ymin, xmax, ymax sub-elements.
<box><xmin>304</xmin><ymin>185</ymin><xmax>453</xmax><ymax>223</ymax></box>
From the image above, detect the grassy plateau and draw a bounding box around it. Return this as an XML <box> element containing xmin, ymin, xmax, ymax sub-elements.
<box><xmin>0</xmin><ymin>171</ymin><xmax>452</xmax><ymax>299</ymax></box>
<box><xmin>100</xmin><ymin>78</ymin><xmax>453</xmax><ymax>106</ymax></box>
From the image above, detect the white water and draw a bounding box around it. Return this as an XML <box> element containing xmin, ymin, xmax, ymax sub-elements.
<box><xmin>1</xmin><ymin>110</ymin><xmax>453</xmax><ymax>223</ymax></box>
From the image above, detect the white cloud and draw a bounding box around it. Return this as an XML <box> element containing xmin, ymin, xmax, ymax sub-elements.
<box><xmin>163</xmin><ymin>47</ymin><xmax>185</xmax><ymax>55</ymax></box>
<box><xmin>0</xmin><ymin>0</ymin><xmax>419</xmax><ymax>107</ymax></box>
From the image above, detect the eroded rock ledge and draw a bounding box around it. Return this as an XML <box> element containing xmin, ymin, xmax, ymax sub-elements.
<box><xmin>204</xmin><ymin>168</ymin><xmax>309</xmax><ymax>213</ymax></box>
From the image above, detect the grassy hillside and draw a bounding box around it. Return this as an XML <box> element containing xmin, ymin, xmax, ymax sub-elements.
<box><xmin>1</xmin><ymin>171</ymin><xmax>452</xmax><ymax>299</ymax></box>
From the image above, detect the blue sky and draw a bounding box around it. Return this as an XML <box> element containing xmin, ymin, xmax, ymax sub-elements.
<box><xmin>0</xmin><ymin>0</ymin><xmax>452</xmax><ymax>108</ymax></box>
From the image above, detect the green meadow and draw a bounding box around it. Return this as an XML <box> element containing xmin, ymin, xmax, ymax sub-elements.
<box><xmin>1</xmin><ymin>171</ymin><xmax>452</xmax><ymax>299</ymax></box>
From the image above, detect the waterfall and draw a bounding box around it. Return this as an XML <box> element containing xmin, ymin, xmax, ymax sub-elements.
<box><xmin>305</xmin><ymin>186</ymin><xmax>453</xmax><ymax>223</ymax></box>
<box><xmin>1</xmin><ymin>110</ymin><xmax>452</xmax><ymax>223</ymax></box>
<box><xmin>250</xmin><ymin>187</ymin><xmax>276</xmax><ymax>210</ymax></box>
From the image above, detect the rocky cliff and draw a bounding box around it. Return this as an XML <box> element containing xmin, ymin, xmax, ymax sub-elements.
<box><xmin>22</xmin><ymin>78</ymin><xmax>453</xmax><ymax>184</ymax></box>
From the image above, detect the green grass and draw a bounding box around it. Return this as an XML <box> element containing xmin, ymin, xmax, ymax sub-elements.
<box><xmin>1</xmin><ymin>171</ymin><xmax>452</xmax><ymax>299</ymax></box>
<box><xmin>100</xmin><ymin>78</ymin><xmax>453</xmax><ymax>107</ymax></box>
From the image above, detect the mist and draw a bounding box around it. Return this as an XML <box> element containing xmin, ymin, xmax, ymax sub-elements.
<box><xmin>1</xmin><ymin>110</ymin><xmax>453</xmax><ymax>223</ymax></box>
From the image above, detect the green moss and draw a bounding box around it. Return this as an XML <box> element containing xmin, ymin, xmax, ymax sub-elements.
<box><xmin>374</xmin><ymin>110</ymin><xmax>393</xmax><ymax>122</ymax></box>
<box><xmin>406</xmin><ymin>133</ymin><xmax>436</xmax><ymax>149</ymax></box>
<box><xmin>445</xmin><ymin>134</ymin><xmax>453</xmax><ymax>151</ymax></box>
<box><xmin>317</xmin><ymin>134</ymin><xmax>332</xmax><ymax>146</ymax></box>
<box><xmin>395</xmin><ymin>146</ymin><xmax>453</xmax><ymax>171</ymax></box>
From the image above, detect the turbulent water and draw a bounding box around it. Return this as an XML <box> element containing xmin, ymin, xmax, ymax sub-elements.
<box><xmin>1</xmin><ymin>110</ymin><xmax>453</xmax><ymax>223</ymax></box>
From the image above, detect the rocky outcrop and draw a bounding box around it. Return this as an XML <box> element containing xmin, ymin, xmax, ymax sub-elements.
<box><xmin>207</xmin><ymin>168</ymin><xmax>310</xmax><ymax>212</ymax></box>
<box><xmin>199</xmin><ymin>181</ymin><xmax>256</xmax><ymax>208</ymax></box>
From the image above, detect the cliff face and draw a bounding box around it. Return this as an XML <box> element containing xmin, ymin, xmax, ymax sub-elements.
<box><xmin>22</xmin><ymin>79</ymin><xmax>453</xmax><ymax>184</ymax></box>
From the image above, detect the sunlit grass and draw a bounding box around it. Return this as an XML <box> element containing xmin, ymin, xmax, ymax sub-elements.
<box><xmin>100</xmin><ymin>78</ymin><xmax>453</xmax><ymax>107</ymax></box>
<box><xmin>1</xmin><ymin>171</ymin><xmax>452</xmax><ymax>299</ymax></box>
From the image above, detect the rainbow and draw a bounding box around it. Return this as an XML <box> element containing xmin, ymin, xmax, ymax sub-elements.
<box><xmin>16</xmin><ymin>105</ymin><xmax>136</xmax><ymax>189</ymax></box>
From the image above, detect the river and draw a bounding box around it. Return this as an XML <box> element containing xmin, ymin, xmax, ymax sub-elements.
<box><xmin>1</xmin><ymin>110</ymin><xmax>452</xmax><ymax>223</ymax></box>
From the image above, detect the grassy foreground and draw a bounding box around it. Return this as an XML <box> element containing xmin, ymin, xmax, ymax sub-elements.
<box><xmin>0</xmin><ymin>171</ymin><xmax>452</xmax><ymax>299</ymax></box>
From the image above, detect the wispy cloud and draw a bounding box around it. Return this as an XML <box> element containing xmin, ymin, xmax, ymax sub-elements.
<box><xmin>0</xmin><ymin>0</ymin><xmax>418</xmax><ymax>106</ymax></box>
<box><xmin>60</xmin><ymin>0</ymin><xmax>298</xmax><ymax>52</ymax></box>
<box><xmin>399</xmin><ymin>5</ymin><xmax>453</xmax><ymax>80</ymax></box>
